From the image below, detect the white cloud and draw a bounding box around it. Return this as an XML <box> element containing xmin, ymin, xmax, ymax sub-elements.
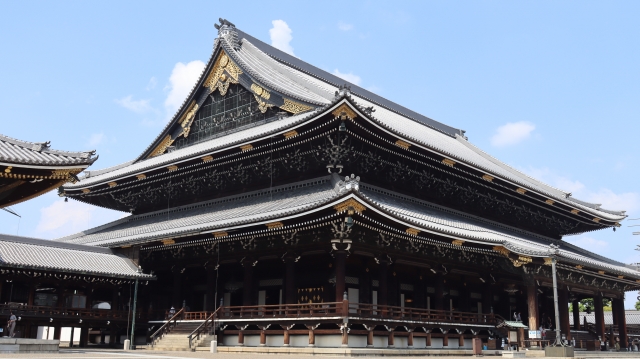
<box><xmin>115</xmin><ymin>95</ymin><xmax>154</xmax><ymax>114</ymax></box>
<box><xmin>269</xmin><ymin>20</ymin><xmax>295</xmax><ymax>56</ymax></box>
<box><xmin>520</xmin><ymin>166</ymin><xmax>639</xmax><ymax>213</ymax></box>
<box><xmin>332</xmin><ymin>69</ymin><xmax>362</xmax><ymax>86</ymax></box>
<box><xmin>490</xmin><ymin>121</ymin><xmax>535</xmax><ymax>147</ymax></box>
<box><xmin>87</xmin><ymin>133</ymin><xmax>105</xmax><ymax>147</ymax></box>
<box><xmin>584</xmin><ymin>189</ymin><xmax>639</xmax><ymax>213</ymax></box>
<box><xmin>338</xmin><ymin>22</ymin><xmax>353</xmax><ymax>31</ymax></box>
<box><xmin>146</xmin><ymin>76</ymin><xmax>157</xmax><ymax>91</ymax></box>
<box><xmin>36</xmin><ymin>199</ymin><xmax>96</xmax><ymax>235</ymax></box>
<box><xmin>164</xmin><ymin>60</ymin><xmax>206</xmax><ymax>117</ymax></box>
<box><xmin>565</xmin><ymin>236</ymin><xmax>608</xmax><ymax>252</ymax></box>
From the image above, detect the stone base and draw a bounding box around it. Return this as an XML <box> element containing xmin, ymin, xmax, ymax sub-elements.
<box><xmin>502</xmin><ymin>351</ymin><xmax>526</xmax><ymax>358</ymax></box>
<box><xmin>545</xmin><ymin>345</ymin><xmax>574</xmax><ymax>357</ymax></box>
<box><xmin>0</xmin><ymin>338</ymin><xmax>60</xmax><ymax>353</ymax></box>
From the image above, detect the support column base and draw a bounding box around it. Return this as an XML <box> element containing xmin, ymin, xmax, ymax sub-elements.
<box><xmin>259</xmin><ymin>344</ymin><xmax>266</xmax><ymax>347</ymax></box>
<box><xmin>544</xmin><ymin>346</ymin><xmax>574</xmax><ymax>357</ymax></box>
<box><xmin>366</xmin><ymin>345</ymin><xmax>374</xmax><ymax>348</ymax></box>
<box><xmin>387</xmin><ymin>345</ymin><xmax>395</xmax><ymax>349</ymax></box>
<box><xmin>408</xmin><ymin>346</ymin><xmax>414</xmax><ymax>349</ymax></box>
<box><xmin>283</xmin><ymin>344</ymin><xmax>289</xmax><ymax>347</ymax></box>
<box><xmin>307</xmin><ymin>344</ymin><xmax>315</xmax><ymax>348</ymax></box>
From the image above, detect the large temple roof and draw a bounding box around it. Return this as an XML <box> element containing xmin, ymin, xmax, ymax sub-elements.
<box><xmin>0</xmin><ymin>134</ymin><xmax>97</xmax><ymax>167</ymax></box>
<box><xmin>0</xmin><ymin>234</ymin><xmax>150</xmax><ymax>279</ymax></box>
<box><xmin>57</xmin><ymin>175</ymin><xmax>639</xmax><ymax>280</ymax></box>
<box><xmin>61</xmin><ymin>22</ymin><xmax>626</xmax><ymax>221</ymax></box>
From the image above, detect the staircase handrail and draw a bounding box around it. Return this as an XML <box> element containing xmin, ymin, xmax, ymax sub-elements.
<box><xmin>150</xmin><ymin>307</ymin><xmax>184</xmax><ymax>346</ymax></box>
<box><xmin>188</xmin><ymin>307</ymin><xmax>222</xmax><ymax>350</ymax></box>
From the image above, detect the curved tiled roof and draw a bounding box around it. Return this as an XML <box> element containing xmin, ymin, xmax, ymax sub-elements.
<box><xmin>57</xmin><ymin>175</ymin><xmax>639</xmax><ymax>280</ymax></box>
<box><xmin>0</xmin><ymin>234</ymin><xmax>151</xmax><ymax>279</ymax></box>
<box><xmin>66</xmin><ymin>24</ymin><xmax>626</xmax><ymax>221</ymax></box>
<box><xmin>0</xmin><ymin>134</ymin><xmax>97</xmax><ymax>167</ymax></box>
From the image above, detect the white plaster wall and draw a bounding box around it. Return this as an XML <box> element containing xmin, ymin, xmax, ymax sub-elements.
<box><xmin>266</xmin><ymin>334</ymin><xmax>284</xmax><ymax>347</ymax></box>
<box><xmin>347</xmin><ymin>335</ymin><xmax>367</xmax><ymax>347</ymax></box>
<box><xmin>243</xmin><ymin>335</ymin><xmax>260</xmax><ymax>346</ymax></box>
<box><xmin>221</xmin><ymin>335</ymin><xmax>238</xmax><ymax>346</ymax></box>
<box><xmin>413</xmin><ymin>337</ymin><xmax>426</xmax><ymax>348</ymax></box>
<box><xmin>289</xmin><ymin>335</ymin><xmax>308</xmax><ymax>347</ymax></box>
<box><xmin>373</xmin><ymin>335</ymin><xmax>387</xmax><ymax>348</ymax></box>
<box><xmin>394</xmin><ymin>336</ymin><xmax>408</xmax><ymax>348</ymax></box>
<box><xmin>315</xmin><ymin>334</ymin><xmax>342</xmax><ymax>347</ymax></box>
<box><xmin>430</xmin><ymin>337</ymin><xmax>443</xmax><ymax>348</ymax></box>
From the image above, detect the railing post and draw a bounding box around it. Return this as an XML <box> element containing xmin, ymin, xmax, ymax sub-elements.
<box><xmin>342</xmin><ymin>293</ymin><xmax>349</xmax><ymax>318</ymax></box>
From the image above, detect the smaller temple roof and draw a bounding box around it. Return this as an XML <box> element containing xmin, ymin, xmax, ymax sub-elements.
<box><xmin>0</xmin><ymin>134</ymin><xmax>97</xmax><ymax>167</ymax></box>
<box><xmin>0</xmin><ymin>234</ymin><xmax>151</xmax><ymax>279</ymax></box>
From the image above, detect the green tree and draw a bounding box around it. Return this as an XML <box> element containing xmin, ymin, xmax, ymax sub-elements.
<box><xmin>568</xmin><ymin>298</ymin><xmax>612</xmax><ymax>312</ymax></box>
<box><xmin>635</xmin><ymin>300</ymin><xmax>640</xmax><ymax>311</ymax></box>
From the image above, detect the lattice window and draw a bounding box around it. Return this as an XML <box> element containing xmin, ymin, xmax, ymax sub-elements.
<box><xmin>174</xmin><ymin>84</ymin><xmax>280</xmax><ymax>149</ymax></box>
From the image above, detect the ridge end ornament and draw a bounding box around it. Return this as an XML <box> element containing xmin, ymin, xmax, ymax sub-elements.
<box><xmin>334</xmin><ymin>173</ymin><xmax>360</xmax><ymax>194</ymax></box>
<box><xmin>332</xmin><ymin>103</ymin><xmax>358</xmax><ymax>120</ymax></box>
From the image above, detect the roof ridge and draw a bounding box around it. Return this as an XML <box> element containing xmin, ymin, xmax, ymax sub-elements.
<box><xmin>0</xmin><ymin>233</ymin><xmax>113</xmax><ymax>254</ymax></box>
<box><xmin>0</xmin><ymin>134</ymin><xmax>96</xmax><ymax>159</ymax></box>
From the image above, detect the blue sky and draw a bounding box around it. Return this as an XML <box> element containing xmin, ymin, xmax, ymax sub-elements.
<box><xmin>1</xmin><ymin>1</ymin><xmax>639</xmax><ymax>308</ymax></box>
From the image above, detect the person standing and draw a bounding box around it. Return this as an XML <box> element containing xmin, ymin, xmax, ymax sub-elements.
<box><xmin>7</xmin><ymin>312</ymin><xmax>16</xmax><ymax>338</ymax></box>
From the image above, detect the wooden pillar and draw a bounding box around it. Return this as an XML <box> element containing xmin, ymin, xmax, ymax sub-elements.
<box><xmin>341</xmin><ymin>324</ymin><xmax>348</xmax><ymax>347</ymax></box>
<box><xmin>53</xmin><ymin>326</ymin><xmax>61</xmax><ymax>340</ymax></box>
<box><xmin>572</xmin><ymin>299</ymin><xmax>581</xmax><ymax>330</ymax></box>
<box><xmin>559</xmin><ymin>286</ymin><xmax>571</xmax><ymax>340</ymax></box>
<box><xmin>259</xmin><ymin>326</ymin><xmax>266</xmax><ymax>346</ymax></box>
<box><xmin>408</xmin><ymin>329</ymin><xmax>414</xmax><ymax>348</ymax></box>
<box><xmin>443</xmin><ymin>332</ymin><xmax>449</xmax><ymax>348</ymax></box>
<box><xmin>426</xmin><ymin>331</ymin><xmax>432</xmax><ymax>348</ymax></box>
<box><xmin>243</xmin><ymin>260</ymin><xmax>253</xmax><ymax>306</ymax></box>
<box><xmin>594</xmin><ymin>294</ymin><xmax>605</xmax><ymax>340</ymax></box>
<box><xmin>366</xmin><ymin>328</ymin><xmax>374</xmax><ymax>348</ymax></box>
<box><xmin>387</xmin><ymin>329</ymin><xmax>394</xmax><ymax>348</ymax></box>
<box><xmin>458</xmin><ymin>333</ymin><xmax>464</xmax><ymax>348</ymax></box>
<box><xmin>206</xmin><ymin>267</ymin><xmax>216</xmax><ymax>311</ymax></box>
<box><xmin>283</xmin><ymin>328</ymin><xmax>290</xmax><ymax>347</ymax></box>
<box><xmin>27</xmin><ymin>280</ymin><xmax>36</xmax><ymax>306</ymax></box>
<box><xmin>483</xmin><ymin>285</ymin><xmax>493</xmax><ymax>314</ymax></box>
<box><xmin>100</xmin><ymin>329</ymin><xmax>106</xmax><ymax>344</ymax></box>
<box><xmin>172</xmin><ymin>270</ymin><xmax>181</xmax><ymax>308</ymax></box>
<box><xmin>69</xmin><ymin>327</ymin><xmax>75</xmax><ymax>347</ymax></box>
<box><xmin>526</xmin><ymin>283</ymin><xmax>538</xmax><ymax>330</ymax></box>
<box><xmin>284</xmin><ymin>255</ymin><xmax>296</xmax><ymax>304</ymax></box>
<box><xmin>378</xmin><ymin>258</ymin><xmax>388</xmax><ymax>306</ymax></box>
<box><xmin>434</xmin><ymin>273</ymin><xmax>444</xmax><ymax>311</ymax></box>
<box><xmin>109</xmin><ymin>325</ymin><xmax>116</xmax><ymax>347</ymax></box>
<box><xmin>79</xmin><ymin>326</ymin><xmax>88</xmax><ymax>347</ymax></box>
<box><xmin>611</xmin><ymin>297</ymin><xmax>618</xmax><ymax>325</ymax></box>
<box><xmin>307</xmin><ymin>327</ymin><xmax>315</xmax><ymax>347</ymax></box>
<box><xmin>237</xmin><ymin>330</ymin><xmax>244</xmax><ymax>346</ymax></box>
<box><xmin>614</xmin><ymin>297</ymin><xmax>628</xmax><ymax>349</ymax></box>
<box><xmin>335</xmin><ymin>250</ymin><xmax>347</xmax><ymax>302</ymax></box>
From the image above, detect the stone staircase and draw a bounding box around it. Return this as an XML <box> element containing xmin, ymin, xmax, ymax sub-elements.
<box><xmin>150</xmin><ymin>321</ymin><xmax>202</xmax><ymax>351</ymax></box>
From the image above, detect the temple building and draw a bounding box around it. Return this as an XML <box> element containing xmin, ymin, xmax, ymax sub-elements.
<box><xmin>0</xmin><ymin>135</ymin><xmax>97</xmax><ymax>208</ymax></box>
<box><xmin>16</xmin><ymin>19</ymin><xmax>637</xmax><ymax>350</ymax></box>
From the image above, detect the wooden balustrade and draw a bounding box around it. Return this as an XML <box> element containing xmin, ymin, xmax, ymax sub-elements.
<box><xmin>0</xmin><ymin>303</ymin><xmax>138</xmax><ymax>320</ymax></box>
<box><xmin>220</xmin><ymin>302</ymin><xmax>343</xmax><ymax>319</ymax></box>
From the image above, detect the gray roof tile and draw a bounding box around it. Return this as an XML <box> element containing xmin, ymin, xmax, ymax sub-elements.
<box><xmin>0</xmin><ymin>134</ymin><xmax>97</xmax><ymax>167</ymax></box>
<box><xmin>0</xmin><ymin>234</ymin><xmax>150</xmax><ymax>279</ymax></box>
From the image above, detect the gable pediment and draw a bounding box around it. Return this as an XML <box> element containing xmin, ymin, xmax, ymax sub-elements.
<box><xmin>144</xmin><ymin>50</ymin><xmax>315</xmax><ymax>159</ymax></box>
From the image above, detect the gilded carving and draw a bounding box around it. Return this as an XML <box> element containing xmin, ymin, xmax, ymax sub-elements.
<box><xmin>167</xmin><ymin>165</ymin><xmax>178</xmax><ymax>172</ymax></box>
<box><xmin>493</xmin><ymin>246</ymin><xmax>510</xmax><ymax>257</ymax></box>
<box><xmin>251</xmin><ymin>83</ymin><xmax>271</xmax><ymax>100</ymax></box>
<box><xmin>516</xmin><ymin>188</ymin><xmax>527</xmax><ymax>194</ymax></box>
<box><xmin>331</xmin><ymin>104</ymin><xmax>358</xmax><ymax>120</ymax></box>
<box><xmin>201</xmin><ymin>155</ymin><xmax>214</xmax><ymax>162</ymax></box>
<box><xmin>179</xmin><ymin>101</ymin><xmax>199</xmax><ymax>138</ymax></box>
<box><xmin>283</xmin><ymin>130</ymin><xmax>298</xmax><ymax>139</ymax></box>
<box><xmin>592</xmin><ymin>217</ymin><xmax>601</xmax><ymax>223</ymax></box>
<box><xmin>395</xmin><ymin>140</ymin><xmax>410</xmax><ymax>150</ymax></box>
<box><xmin>107</xmin><ymin>182</ymin><xmax>117</xmax><ymax>188</ymax></box>
<box><xmin>406</xmin><ymin>228</ymin><xmax>420</xmax><ymax>236</ymax></box>
<box><xmin>213</xmin><ymin>231</ymin><xmax>228</xmax><ymax>238</ymax></box>
<box><xmin>81</xmin><ymin>188</ymin><xmax>90</xmax><ymax>194</ymax></box>
<box><xmin>544</xmin><ymin>257</ymin><xmax>552</xmax><ymax>266</ymax></box>
<box><xmin>161</xmin><ymin>239</ymin><xmax>175</xmax><ymax>245</ymax></box>
<box><xmin>148</xmin><ymin>135</ymin><xmax>174</xmax><ymax>158</ymax></box>
<box><xmin>545</xmin><ymin>199</ymin><xmax>555</xmax><ymax>205</ymax></box>
<box><xmin>203</xmin><ymin>52</ymin><xmax>242</xmax><ymax>96</ymax></box>
<box><xmin>482</xmin><ymin>174</ymin><xmax>494</xmax><ymax>182</ymax></box>
<box><xmin>240</xmin><ymin>144</ymin><xmax>253</xmax><ymax>152</ymax></box>
<box><xmin>571</xmin><ymin>209</ymin><xmax>579</xmax><ymax>214</ymax></box>
<box><xmin>136</xmin><ymin>174</ymin><xmax>147</xmax><ymax>180</ymax></box>
<box><xmin>280</xmin><ymin>98</ymin><xmax>313</xmax><ymax>114</ymax></box>
<box><xmin>253</xmin><ymin>94</ymin><xmax>274</xmax><ymax>113</ymax></box>
<box><xmin>266</xmin><ymin>222</ymin><xmax>284</xmax><ymax>229</ymax></box>
<box><xmin>452</xmin><ymin>239</ymin><xmax>465</xmax><ymax>246</ymax></box>
<box><xmin>442</xmin><ymin>158</ymin><xmax>455</xmax><ymax>167</ymax></box>
<box><xmin>333</xmin><ymin>198</ymin><xmax>366</xmax><ymax>214</ymax></box>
